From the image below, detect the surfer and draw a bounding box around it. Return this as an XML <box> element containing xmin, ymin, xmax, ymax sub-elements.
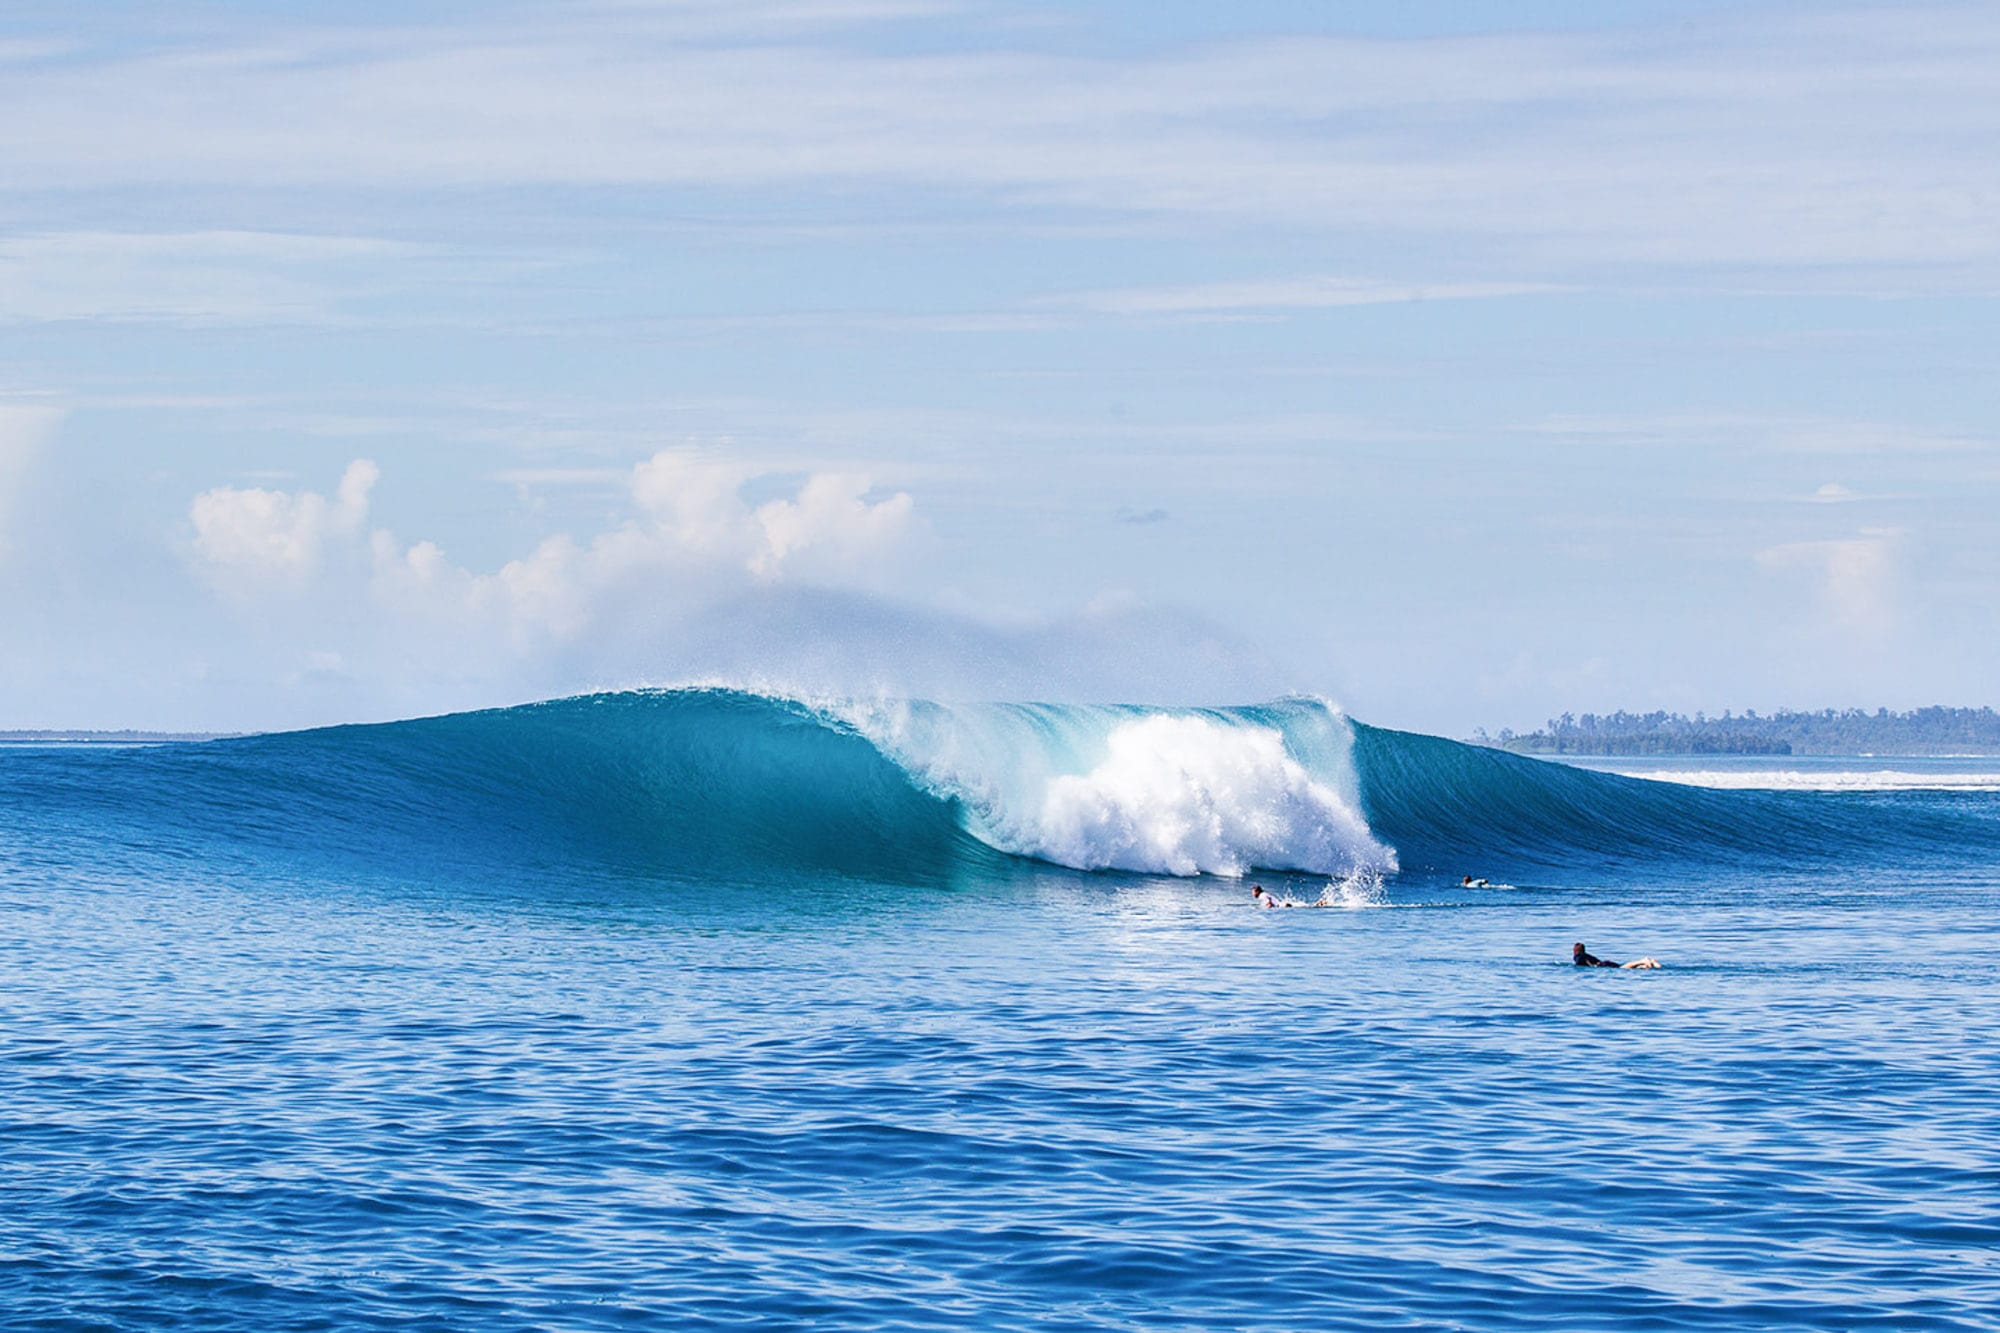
<box><xmin>1461</xmin><ymin>875</ymin><xmax>1490</xmax><ymax>888</ymax></box>
<box><xmin>1573</xmin><ymin>942</ymin><xmax>1661</xmax><ymax>969</ymax></box>
<box><xmin>1255</xmin><ymin>883</ymin><xmax>1348</xmax><ymax>909</ymax></box>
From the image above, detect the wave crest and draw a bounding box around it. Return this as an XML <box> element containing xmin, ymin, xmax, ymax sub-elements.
<box><xmin>842</xmin><ymin>696</ymin><xmax>1392</xmax><ymax>877</ymax></box>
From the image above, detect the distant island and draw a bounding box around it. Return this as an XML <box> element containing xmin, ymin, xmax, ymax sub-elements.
<box><xmin>1474</xmin><ymin>706</ymin><xmax>2000</xmax><ymax>756</ymax></box>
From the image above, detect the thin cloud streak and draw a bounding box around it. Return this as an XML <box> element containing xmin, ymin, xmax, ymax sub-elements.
<box><xmin>1054</xmin><ymin>276</ymin><xmax>1555</xmax><ymax>316</ymax></box>
<box><xmin>0</xmin><ymin>230</ymin><xmax>543</xmax><ymax>327</ymax></box>
<box><xmin>1521</xmin><ymin>412</ymin><xmax>1998</xmax><ymax>456</ymax></box>
<box><xmin>1</xmin><ymin>6</ymin><xmax>1997</xmax><ymax>274</ymax></box>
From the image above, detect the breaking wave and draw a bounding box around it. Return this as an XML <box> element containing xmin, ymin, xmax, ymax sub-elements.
<box><xmin>6</xmin><ymin>687</ymin><xmax>1997</xmax><ymax>885</ymax></box>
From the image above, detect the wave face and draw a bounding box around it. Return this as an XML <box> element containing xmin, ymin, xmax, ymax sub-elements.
<box><xmin>1348</xmin><ymin>722</ymin><xmax>2000</xmax><ymax>872</ymax></box>
<box><xmin>2</xmin><ymin>690</ymin><xmax>1387</xmax><ymax>884</ymax></box>
<box><xmin>8</xmin><ymin>688</ymin><xmax>1998</xmax><ymax>885</ymax></box>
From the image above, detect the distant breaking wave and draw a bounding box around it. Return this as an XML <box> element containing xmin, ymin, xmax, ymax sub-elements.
<box><xmin>1610</xmin><ymin>768</ymin><xmax>2000</xmax><ymax>793</ymax></box>
<box><xmin>6</xmin><ymin>687</ymin><xmax>1996</xmax><ymax>886</ymax></box>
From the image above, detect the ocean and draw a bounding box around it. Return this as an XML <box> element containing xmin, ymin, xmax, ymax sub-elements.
<box><xmin>4</xmin><ymin>688</ymin><xmax>1998</xmax><ymax>1331</ymax></box>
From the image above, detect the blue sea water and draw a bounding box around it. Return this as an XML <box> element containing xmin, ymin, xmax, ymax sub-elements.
<box><xmin>4</xmin><ymin>689</ymin><xmax>1999</xmax><ymax>1331</ymax></box>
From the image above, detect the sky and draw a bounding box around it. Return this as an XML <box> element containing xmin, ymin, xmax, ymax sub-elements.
<box><xmin>2</xmin><ymin>0</ymin><xmax>1997</xmax><ymax>735</ymax></box>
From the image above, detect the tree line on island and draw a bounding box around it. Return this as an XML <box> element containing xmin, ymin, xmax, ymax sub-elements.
<box><xmin>1474</xmin><ymin>706</ymin><xmax>2000</xmax><ymax>756</ymax></box>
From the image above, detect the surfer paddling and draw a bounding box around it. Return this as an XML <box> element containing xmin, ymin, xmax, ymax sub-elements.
<box><xmin>1253</xmin><ymin>883</ymin><xmax>1347</xmax><ymax>909</ymax></box>
<box><xmin>1573</xmin><ymin>942</ymin><xmax>1661</xmax><ymax>970</ymax></box>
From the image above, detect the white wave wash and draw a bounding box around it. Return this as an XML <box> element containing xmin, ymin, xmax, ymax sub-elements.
<box><xmin>1621</xmin><ymin>769</ymin><xmax>2000</xmax><ymax>793</ymax></box>
<box><xmin>1315</xmin><ymin>868</ymin><xmax>1389</xmax><ymax>909</ymax></box>
<box><xmin>844</xmin><ymin>697</ymin><xmax>1396</xmax><ymax>878</ymax></box>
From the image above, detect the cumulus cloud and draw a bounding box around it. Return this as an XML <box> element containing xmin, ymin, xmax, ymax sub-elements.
<box><xmin>194</xmin><ymin>448</ymin><xmax>918</xmax><ymax>656</ymax></box>
<box><xmin>189</xmin><ymin>459</ymin><xmax>379</xmax><ymax>593</ymax></box>
<box><xmin>174</xmin><ymin>446</ymin><xmax>1312</xmax><ymax>720</ymax></box>
<box><xmin>1757</xmin><ymin>527</ymin><xmax>1903</xmax><ymax>634</ymax></box>
<box><xmin>171</xmin><ymin>447</ymin><xmax>1298</xmax><ymax>720</ymax></box>
<box><xmin>750</xmin><ymin>471</ymin><xmax>914</xmax><ymax>577</ymax></box>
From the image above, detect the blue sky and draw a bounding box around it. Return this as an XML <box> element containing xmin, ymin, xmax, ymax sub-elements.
<box><xmin>2</xmin><ymin>0</ymin><xmax>1996</xmax><ymax>733</ymax></box>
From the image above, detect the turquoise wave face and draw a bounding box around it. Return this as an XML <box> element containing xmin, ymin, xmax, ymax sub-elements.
<box><xmin>7</xmin><ymin>688</ymin><xmax>1997</xmax><ymax>888</ymax></box>
<box><xmin>1348</xmin><ymin>722</ymin><xmax>2000</xmax><ymax>874</ymax></box>
<box><xmin>3</xmin><ymin>690</ymin><xmax>987</xmax><ymax>887</ymax></box>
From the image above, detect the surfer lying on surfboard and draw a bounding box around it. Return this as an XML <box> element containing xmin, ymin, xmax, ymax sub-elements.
<box><xmin>1573</xmin><ymin>942</ymin><xmax>1661</xmax><ymax>969</ymax></box>
<box><xmin>1252</xmin><ymin>884</ymin><xmax>1345</xmax><ymax>909</ymax></box>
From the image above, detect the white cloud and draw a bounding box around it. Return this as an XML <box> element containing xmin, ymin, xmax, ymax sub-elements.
<box><xmin>189</xmin><ymin>459</ymin><xmax>379</xmax><ymax>592</ymax></box>
<box><xmin>1769</xmin><ymin>422</ymin><xmax>1989</xmax><ymax>455</ymax></box>
<box><xmin>577</xmin><ymin>0</ymin><xmax>962</xmax><ymax>34</ymax></box>
<box><xmin>2</xmin><ymin>7</ymin><xmax>1998</xmax><ymax>274</ymax></box>
<box><xmin>0</xmin><ymin>402</ymin><xmax>65</xmax><ymax>555</ymax></box>
<box><xmin>486</xmin><ymin>467</ymin><xmax>629</xmax><ymax>487</ymax></box>
<box><xmin>379</xmin><ymin>450</ymin><xmax>920</xmax><ymax>663</ymax></box>
<box><xmin>196</xmin><ymin>448</ymin><xmax>918</xmax><ymax>655</ymax></box>
<box><xmin>628</xmin><ymin>450</ymin><xmax>765</xmax><ymax>566</ymax></box>
<box><xmin>751</xmin><ymin>472</ymin><xmax>915</xmax><ymax>576</ymax></box>
<box><xmin>1757</xmin><ymin>527</ymin><xmax>1903</xmax><ymax>634</ymax></box>
<box><xmin>1058</xmin><ymin>275</ymin><xmax>1554</xmax><ymax>316</ymax></box>
<box><xmin>1523</xmin><ymin>412</ymin><xmax>1996</xmax><ymax>455</ymax></box>
<box><xmin>0</xmin><ymin>231</ymin><xmax>440</xmax><ymax>326</ymax></box>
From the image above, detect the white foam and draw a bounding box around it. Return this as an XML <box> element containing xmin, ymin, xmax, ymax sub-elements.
<box><xmin>1027</xmin><ymin>714</ymin><xmax>1387</xmax><ymax>876</ymax></box>
<box><xmin>1315</xmin><ymin>867</ymin><xmax>1389</xmax><ymax>908</ymax></box>
<box><xmin>845</xmin><ymin>699</ymin><xmax>1396</xmax><ymax>878</ymax></box>
<box><xmin>1618</xmin><ymin>768</ymin><xmax>2000</xmax><ymax>792</ymax></box>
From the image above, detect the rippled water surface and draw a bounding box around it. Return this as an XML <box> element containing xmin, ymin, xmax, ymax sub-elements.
<box><xmin>4</xmin><ymin>722</ymin><xmax>2000</xmax><ymax>1331</ymax></box>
